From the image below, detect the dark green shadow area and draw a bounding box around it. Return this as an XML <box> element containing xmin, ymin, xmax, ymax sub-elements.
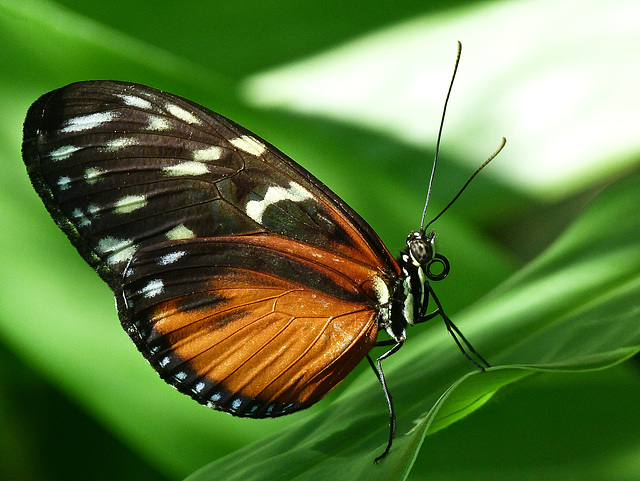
<box><xmin>0</xmin><ymin>344</ymin><xmax>171</xmax><ymax>481</ymax></box>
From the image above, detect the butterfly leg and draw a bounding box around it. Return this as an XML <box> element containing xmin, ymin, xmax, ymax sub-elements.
<box><xmin>367</xmin><ymin>338</ymin><xmax>404</xmax><ymax>463</ymax></box>
<box><xmin>417</xmin><ymin>284</ymin><xmax>491</xmax><ymax>370</ymax></box>
<box><xmin>417</xmin><ymin>285</ymin><xmax>444</xmax><ymax>323</ymax></box>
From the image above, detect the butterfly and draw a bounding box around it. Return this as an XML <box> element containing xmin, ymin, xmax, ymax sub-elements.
<box><xmin>22</xmin><ymin>52</ymin><xmax>501</xmax><ymax>461</ymax></box>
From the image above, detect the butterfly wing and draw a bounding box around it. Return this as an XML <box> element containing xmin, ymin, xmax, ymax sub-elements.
<box><xmin>22</xmin><ymin>80</ymin><xmax>400</xmax><ymax>416</ymax></box>
<box><xmin>120</xmin><ymin>235</ymin><xmax>381</xmax><ymax>416</ymax></box>
<box><xmin>22</xmin><ymin>81</ymin><xmax>399</xmax><ymax>289</ymax></box>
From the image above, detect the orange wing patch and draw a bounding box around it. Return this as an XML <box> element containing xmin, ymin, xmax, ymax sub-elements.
<box><xmin>121</xmin><ymin>235</ymin><xmax>386</xmax><ymax>416</ymax></box>
<box><xmin>149</xmin><ymin>279</ymin><xmax>378</xmax><ymax>409</ymax></box>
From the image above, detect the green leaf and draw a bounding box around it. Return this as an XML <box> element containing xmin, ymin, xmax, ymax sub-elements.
<box><xmin>408</xmin><ymin>363</ymin><xmax>640</xmax><ymax>480</ymax></box>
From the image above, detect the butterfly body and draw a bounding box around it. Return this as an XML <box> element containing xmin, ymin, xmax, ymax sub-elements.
<box><xmin>23</xmin><ymin>81</ymin><xmax>488</xmax><ymax>457</ymax></box>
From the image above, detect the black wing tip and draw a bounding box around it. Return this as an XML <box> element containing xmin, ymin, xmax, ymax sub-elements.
<box><xmin>22</xmin><ymin>84</ymin><xmax>121</xmax><ymax>290</ymax></box>
<box><xmin>22</xmin><ymin>88</ymin><xmax>55</xmax><ymax>167</ymax></box>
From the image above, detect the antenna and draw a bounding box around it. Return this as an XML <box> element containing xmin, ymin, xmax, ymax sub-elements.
<box><xmin>420</xmin><ymin>41</ymin><xmax>463</xmax><ymax>230</ymax></box>
<box><xmin>424</xmin><ymin>137</ymin><xmax>506</xmax><ymax>230</ymax></box>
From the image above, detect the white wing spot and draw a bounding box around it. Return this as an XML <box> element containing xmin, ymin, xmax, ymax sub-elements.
<box><xmin>165</xmin><ymin>103</ymin><xmax>201</xmax><ymax>125</ymax></box>
<box><xmin>158</xmin><ymin>250</ymin><xmax>186</xmax><ymax>265</ymax></box>
<box><xmin>159</xmin><ymin>356</ymin><xmax>170</xmax><ymax>368</ymax></box>
<box><xmin>194</xmin><ymin>382</ymin><xmax>205</xmax><ymax>394</ymax></box>
<box><xmin>50</xmin><ymin>145</ymin><xmax>80</xmax><ymax>161</ymax></box>
<box><xmin>96</xmin><ymin>236</ymin><xmax>136</xmax><ymax>265</ymax></box>
<box><xmin>162</xmin><ymin>161</ymin><xmax>210</xmax><ymax>177</ymax></box>
<box><xmin>210</xmin><ymin>392</ymin><xmax>221</xmax><ymax>402</ymax></box>
<box><xmin>175</xmin><ymin>371</ymin><xmax>187</xmax><ymax>381</ymax></box>
<box><xmin>229</xmin><ymin>135</ymin><xmax>266</xmax><ymax>156</ymax></box>
<box><xmin>116</xmin><ymin>94</ymin><xmax>152</xmax><ymax>110</ymax></box>
<box><xmin>84</xmin><ymin>167</ymin><xmax>105</xmax><ymax>184</ymax></box>
<box><xmin>246</xmin><ymin>181</ymin><xmax>313</xmax><ymax>223</ymax></box>
<box><xmin>114</xmin><ymin>194</ymin><xmax>148</xmax><ymax>214</ymax></box>
<box><xmin>146</xmin><ymin>115</ymin><xmax>171</xmax><ymax>131</ymax></box>
<box><xmin>103</xmin><ymin>137</ymin><xmax>138</xmax><ymax>152</ymax></box>
<box><xmin>231</xmin><ymin>398</ymin><xmax>242</xmax><ymax>411</ymax></box>
<box><xmin>71</xmin><ymin>207</ymin><xmax>91</xmax><ymax>227</ymax></box>
<box><xmin>62</xmin><ymin>111</ymin><xmax>116</xmax><ymax>133</ymax></box>
<box><xmin>140</xmin><ymin>279</ymin><xmax>164</xmax><ymax>298</ymax></box>
<box><xmin>57</xmin><ymin>176</ymin><xmax>72</xmax><ymax>190</ymax></box>
<box><xmin>165</xmin><ymin>224</ymin><xmax>196</xmax><ymax>240</ymax></box>
<box><xmin>193</xmin><ymin>146</ymin><xmax>223</xmax><ymax>161</ymax></box>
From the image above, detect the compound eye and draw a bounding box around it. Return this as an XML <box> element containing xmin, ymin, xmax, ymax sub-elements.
<box><xmin>406</xmin><ymin>231</ymin><xmax>434</xmax><ymax>265</ymax></box>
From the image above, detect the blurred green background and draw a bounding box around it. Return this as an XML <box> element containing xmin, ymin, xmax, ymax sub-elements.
<box><xmin>1</xmin><ymin>0</ymin><xmax>640</xmax><ymax>480</ymax></box>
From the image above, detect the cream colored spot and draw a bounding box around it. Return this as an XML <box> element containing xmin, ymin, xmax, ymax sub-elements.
<box><xmin>96</xmin><ymin>237</ymin><xmax>136</xmax><ymax>265</ymax></box>
<box><xmin>165</xmin><ymin>103</ymin><xmax>201</xmax><ymax>124</ymax></box>
<box><xmin>246</xmin><ymin>181</ymin><xmax>312</xmax><ymax>223</ymax></box>
<box><xmin>146</xmin><ymin>115</ymin><xmax>171</xmax><ymax>131</ymax></box>
<box><xmin>114</xmin><ymin>194</ymin><xmax>148</xmax><ymax>214</ymax></box>
<box><xmin>103</xmin><ymin>137</ymin><xmax>138</xmax><ymax>152</ymax></box>
<box><xmin>62</xmin><ymin>112</ymin><xmax>115</xmax><ymax>133</ymax></box>
<box><xmin>158</xmin><ymin>250</ymin><xmax>186</xmax><ymax>265</ymax></box>
<box><xmin>229</xmin><ymin>135</ymin><xmax>267</xmax><ymax>156</ymax></box>
<box><xmin>87</xmin><ymin>204</ymin><xmax>100</xmax><ymax>215</ymax></box>
<box><xmin>193</xmin><ymin>146</ymin><xmax>223</xmax><ymax>161</ymax></box>
<box><xmin>162</xmin><ymin>161</ymin><xmax>210</xmax><ymax>177</ymax></box>
<box><xmin>50</xmin><ymin>145</ymin><xmax>80</xmax><ymax>161</ymax></box>
<box><xmin>84</xmin><ymin>167</ymin><xmax>105</xmax><ymax>184</ymax></box>
<box><xmin>117</xmin><ymin>94</ymin><xmax>152</xmax><ymax>110</ymax></box>
<box><xmin>165</xmin><ymin>224</ymin><xmax>196</xmax><ymax>240</ymax></box>
<box><xmin>71</xmin><ymin>207</ymin><xmax>90</xmax><ymax>227</ymax></box>
<box><xmin>57</xmin><ymin>176</ymin><xmax>72</xmax><ymax>190</ymax></box>
<box><xmin>140</xmin><ymin>279</ymin><xmax>164</xmax><ymax>298</ymax></box>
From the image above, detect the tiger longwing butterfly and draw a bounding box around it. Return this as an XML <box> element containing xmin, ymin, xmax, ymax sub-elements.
<box><xmin>22</xmin><ymin>44</ymin><xmax>500</xmax><ymax>462</ymax></box>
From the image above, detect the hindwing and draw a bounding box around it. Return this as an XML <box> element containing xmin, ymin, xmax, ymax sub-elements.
<box><xmin>119</xmin><ymin>235</ymin><xmax>383</xmax><ymax>415</ymax></box>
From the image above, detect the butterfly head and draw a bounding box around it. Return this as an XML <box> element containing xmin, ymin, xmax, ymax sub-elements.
<box><xmin>406</xmin><ymin>229</ymin><xmax>450</xmax><ymax>282</ymax></box>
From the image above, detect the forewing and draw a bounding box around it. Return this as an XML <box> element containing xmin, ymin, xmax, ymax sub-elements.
<box><xmin>22</xmin><ymin>81</ymin><xmax>399</xmax><ymax>290</ymax></box>
<box><xmin>119</xmin><ymin>235</ymin><xmax>381</xmax><ymax>417</ymax></box>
